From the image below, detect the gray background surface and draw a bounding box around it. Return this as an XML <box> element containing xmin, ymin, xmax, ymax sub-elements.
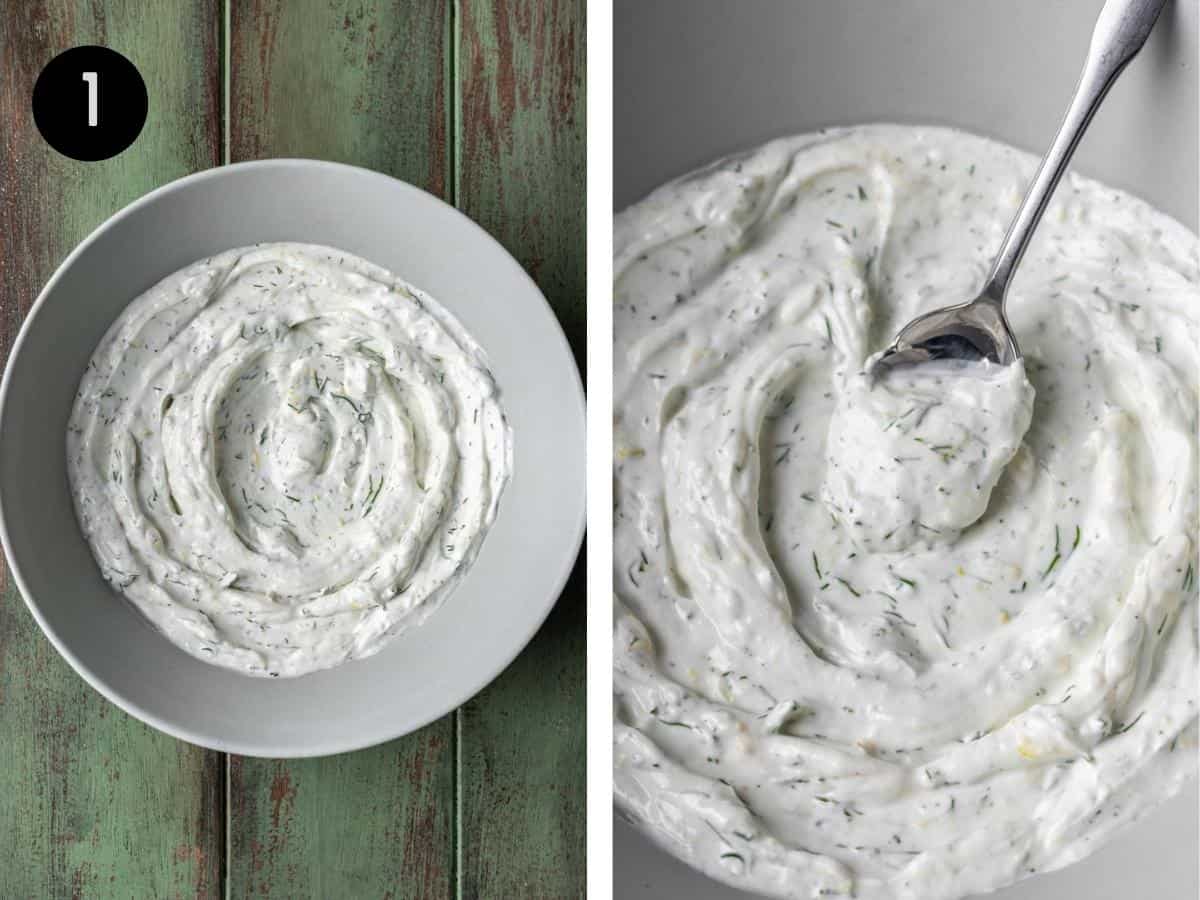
<box><xmin>614</xmin><ymin>0</ymin><xmax>1199</xmax><ymax>897</ymax></box>
<box><xmin>616</xmin><ymin>0</ymin><xmax>1197</xmax><ymax>224</ymax></box>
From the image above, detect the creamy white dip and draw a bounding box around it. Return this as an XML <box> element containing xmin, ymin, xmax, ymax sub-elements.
<box><xmin>613</xmin><ymin>126</ymin><xmax>1198</xmax><ymax>899</ymax></box>
<box><xmin>69</xmin><ymin>243</ymin><xmax>511</xmax><ymax>678</ymax></box>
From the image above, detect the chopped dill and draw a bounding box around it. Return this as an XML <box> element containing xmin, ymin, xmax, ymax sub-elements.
<box><xmin>1042</xmin><ymin>526</ymin><xmax>1063</xmax><ymax>578</ymax></box>
<box><xmin>331</xmin><ymin>392</ymin><xmax>359</xmax><ymax>413</ymax></box>
<box><xmin>362</xmin><ymin>475</ymin><xmax>386</xmax><ymax>517</ymax></box>
<box><xmin>1112</xmin><ymin>712</ymin><xmax>1144</xmax><ymax>735</ymax></box>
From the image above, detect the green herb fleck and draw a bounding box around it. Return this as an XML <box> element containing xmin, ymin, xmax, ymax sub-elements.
<box><xmin>1113</xmin><ymin>712</ymin><xmax>1144</xmax><ymax>735</ymax></box>
<box><xmin>657</xmin><ymin>719</ymin><xmax>692</xmax><ymax>730</ymax></box>
<box><xmin>362</xmin><ymin>474</ymin><xmax>385</xmax><ymax>517</ymax></box>
<box><xmin>331</xmin><ymin>392</ymin><xmax>359</xmax><ymax>413</ymax></box>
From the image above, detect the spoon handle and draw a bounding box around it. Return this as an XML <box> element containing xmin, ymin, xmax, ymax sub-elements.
<box><xmin>979</xmin><ymin>0</ymin><xmax>1168</xmax><ymax>306</ymax></box>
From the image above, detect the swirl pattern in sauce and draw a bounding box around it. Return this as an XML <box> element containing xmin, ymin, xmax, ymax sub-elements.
<box><xmin>69</xmin><ymin>243</ymin><xmax>511</xmax><ymax>678</ymax></box>
<box><xmin>614</xmin><ymin>126</ymin><xmax>1198</xmax><ymax>899</ymax></box>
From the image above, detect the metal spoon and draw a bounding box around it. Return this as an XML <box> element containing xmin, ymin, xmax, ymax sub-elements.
<box><xmin>871</xmin><ymin>0</ymin><xmax>1168</xmax><ymax>375</ymax></box>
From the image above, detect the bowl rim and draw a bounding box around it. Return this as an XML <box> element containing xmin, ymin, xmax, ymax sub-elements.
<box><xmin>0</xmin><ymin>157</ymin><xmax>586</xmax><ymax>757</ymax></box>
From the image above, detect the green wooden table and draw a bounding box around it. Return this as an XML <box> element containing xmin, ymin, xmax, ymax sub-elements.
<box><xmin>0</xmin><ymin>1</ymin><xmax>584</xmax><ymax>895</ymax></box>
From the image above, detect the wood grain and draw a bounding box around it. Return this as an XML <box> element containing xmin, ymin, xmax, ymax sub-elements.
<box><xmin>226</xmin><ymin>3</ymin><xmax>456</xmax><ymax>897</ymax></box>
<box><xmin>0</xmin><ymin>1</ymin><xmax>223</xmax><ymax>897</ymax></box>
<box><xmin>456</xmin><ymin>0</ymin><xmax>586</xmax><ymax>358</ymax></box>
<box><xmin>227</xmin><ymin>731</ymin><xmax>453</xmax><ymax>899</ymax></box>
<box><xmin>229</xmin><ymin>0</ymin><xmax>450</xmax><ymax>196</ymax></box>
<box><xmin>1</xmin><ymin>1</ymin><xmax>586</xmax><ymax>894</ymax></box>
<box><xmin>455</xmin><ymin>1</ymin><xmax>586</xmax><ymax>896</ymax></box>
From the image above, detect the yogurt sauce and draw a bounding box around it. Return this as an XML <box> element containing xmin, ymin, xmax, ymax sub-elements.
<box><xmin>613</xmin><ymin>126</ymin><xmax>1198</xmax><ymax>899</ymax></box>
<box><xmin>69</xmin><ymin>243</ymin><xmax>511</xmax><ymax>678</ymax></box>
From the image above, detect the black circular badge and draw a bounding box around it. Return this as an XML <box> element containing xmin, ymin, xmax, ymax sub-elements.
<box><xmin>32</xmin><ymin>46</ymin><xmax>148</xmax><ymax>161</ymax></box>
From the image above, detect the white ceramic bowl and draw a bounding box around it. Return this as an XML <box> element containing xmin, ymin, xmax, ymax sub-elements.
<box><xmin>0</xmin><ymin>160</ymin><xmax>585</xmax><ymax>757</ymax></box>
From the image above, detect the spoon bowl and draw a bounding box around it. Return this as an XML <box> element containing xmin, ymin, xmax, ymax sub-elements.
<box><xmin>873</xmin><ymin>294</ymin><xmax>1020</xmax><ymax>373</ymax></box>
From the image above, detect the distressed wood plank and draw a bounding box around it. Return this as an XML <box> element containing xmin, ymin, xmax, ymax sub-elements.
<box><xmin>455</xmin><ymin>1</ymin><xmax>586</xmax><ymax>896</ymax></box>
<box><xmin>227</xmin><ymin>734</ymin><xmax>453</xmax><ymax>899</ymax></box>
<box><xmin>0</xmin><ymin>2</ymin><xmax>223</xmax><ymax>897</ymax></box>
<box><xmin>229</xmin><ymin>0</ymin><xmax>449</xmax><ymax>196</ymax></box>
<box><xmin>456</xmin><ymin>0</ymin><xmax>586</xmax><ymax>359</ymax></box>
<box><xmin>227</xmin><ymin>3</ymin><xmax>454</xmax><ymax>897</ymax></box>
